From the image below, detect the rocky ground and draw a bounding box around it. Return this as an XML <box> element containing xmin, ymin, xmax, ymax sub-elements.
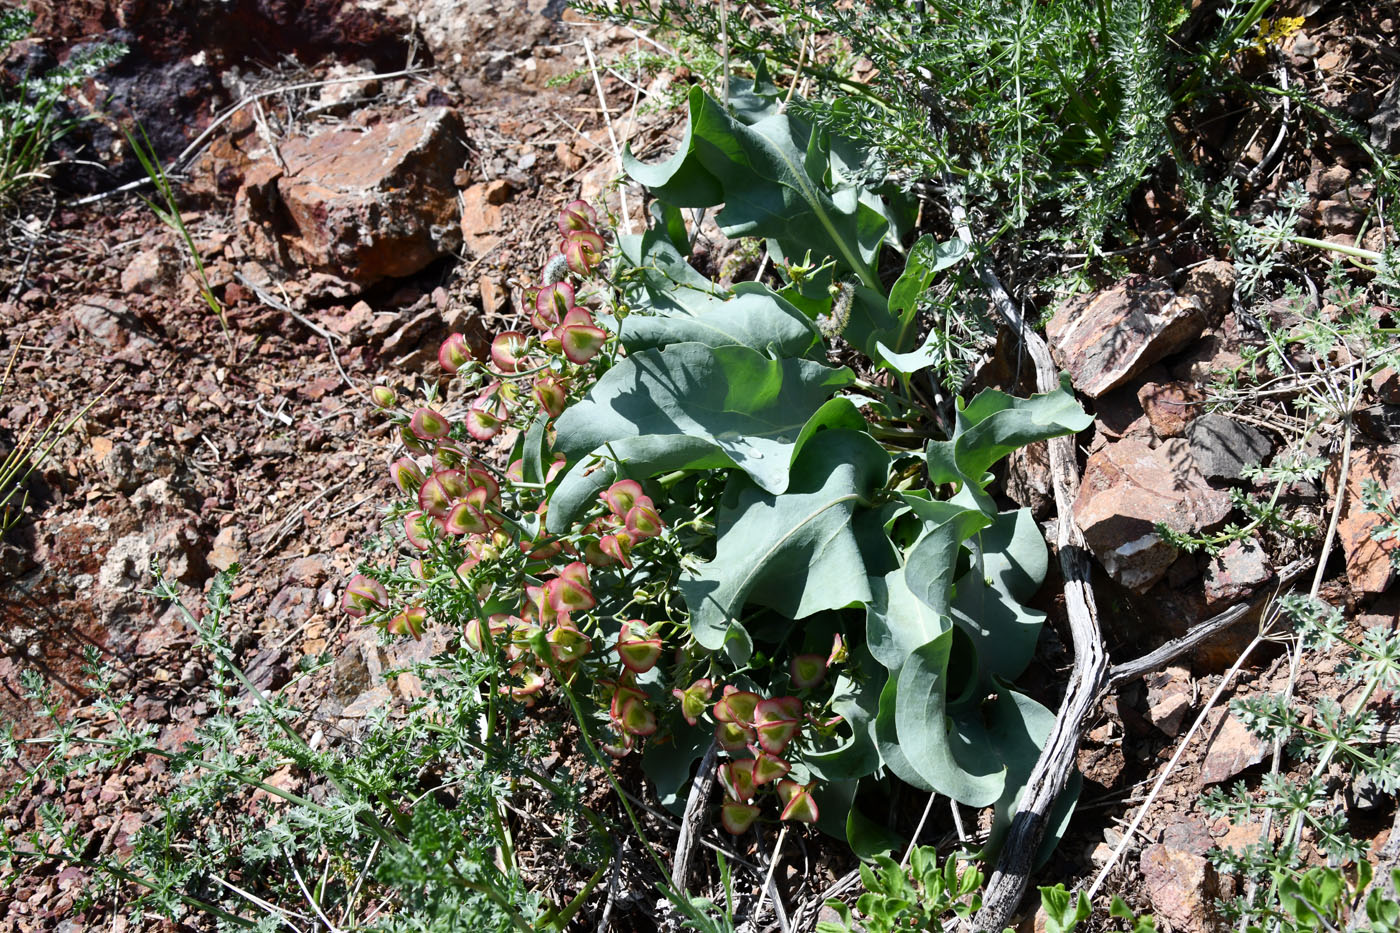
<box><xmin>1</xmin><ymin>1</ymin><xmax>1398</xmax><ymax>930</ymax></box>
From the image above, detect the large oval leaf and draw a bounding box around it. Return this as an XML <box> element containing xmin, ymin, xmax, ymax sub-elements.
<box><xmin>677</xmin><ymin>429</ymin><xmax>892</xmax><ymax>653</ymax></box>
<box><xmin>553</xmin><ymin>342</ymin><xmax>854</xmax><ymax>496</ymax></box>
<box><xmin>894</xmin><ymin>634</ymin><xmax>1006</xmax><ymax>807</ymax></box>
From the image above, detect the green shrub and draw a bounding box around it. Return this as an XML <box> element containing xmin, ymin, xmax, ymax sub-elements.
<box><xmin>0</xmin><ymin>8</ymin><xmax>124</xmax><ymax>204</ymax></box>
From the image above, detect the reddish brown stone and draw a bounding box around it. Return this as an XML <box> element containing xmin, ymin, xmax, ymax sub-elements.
<box><xmin>1326</xmin><ymin>444</ymin><xmax>1400</xmax><ymax>594</ymax></box>
<box><xmin>1047</xmin><ymin>277</ymin><xmax>1209</xmax><ymax>398</ymax></box>
<box><xmin>1073</xmin><ymin>438</ymin><xmax>1233</xmax><ymax>592</ymax></box>
<box><xmin>1141</xmin><ymin>844</ymin><xmax>1218</xmax><ymax>933</ymax></box>
<box><xmin>1138</xmin><ymin>380</ymin><xmax>1206</xmax><ymax>438</ymax></box>
<box><xmin>239</xmin><ymin>108</ymin><xmax>470</xmax><ymax>284</ymax></box>
<box><xmin>460</xmin><ymin>182</ymin><xmax>506</xmax><ymax>257</ymax></box>
<box><xmin>1204</xmin><ymin>537</ymin><xmax>1273</xmax><ymax>607</ymax></box>
<box><xmin>1200</xmin><ymin>710</ymin><xmax>1267</xmax><ymax>785</ymax></box>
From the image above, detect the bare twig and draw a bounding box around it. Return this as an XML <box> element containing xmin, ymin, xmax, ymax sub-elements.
<box><xmin>582</xmin><ymin>37</ymin><xmax>633</xmax><ymax>236</ymax></box>
<box><xmin>1087</xmin><ymin>631</ymin><xmax>1267</xmax><ymax>900</ymax></box>
<box><xmin>949</xmin><ymin>196</ymin><xmax>1107</xmax><ymax>933</ymax></box>
<box><xmin>752</xmin><ymin>825</ymin><xmax>792</xmax><ymax>933</ymax></box>
<box><xmin>671</xmin><ymin>741</ymin><xmax>718</xmax><ymax>890</ymax></box>
<box><xmin>1106</xmin><ymin>556</ymin><xmax>1315</xmax><ymax>689</ymax></box>
<box><xmin>234</xmin><ymin>271</ymin><xmax>342</xmax><ymax>344</ymax></box>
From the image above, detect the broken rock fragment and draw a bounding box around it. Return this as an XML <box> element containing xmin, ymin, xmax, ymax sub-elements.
<box><xmin>1073</xmin><ymin>438</ymin><xmax>1233</xmax><ymax>592</ymax></box>
<box><xmin>1047</xmin><ymin>275</ymin><xmax>1210</xmax><ymax>398</ymax></box>
<box><xmin>237</xmin><ymin>107</ymin><xmax>469</xmax><ymax>285</ymax></box>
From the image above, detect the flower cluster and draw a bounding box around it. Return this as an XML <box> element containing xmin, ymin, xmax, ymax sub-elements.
<box><xmin>342</xmin><ymin>194</ymin><xmax>844</xmax><ymax>837</ymax></box>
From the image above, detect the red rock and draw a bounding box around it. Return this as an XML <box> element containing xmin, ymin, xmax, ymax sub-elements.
<box><xmin>1047</xmin><ymin>276</ymin><xmax>1209</xmax><ymax>398</ymax></box>
<box><xmin>1177</xmin><ymin>260</ymin><xmax>1237</xmax><ymax>327</ymax></box>
<box><xmin>1204</xmin><ymin>537</ymin><xmax>1273</xmax><ymax>607</ymax></box>
<box><xmin>1200</xmin><ymin>710</ymin><xmax>1267</xmax><ymax>785</ymax></box>
<box><xmin>1374</xmin><ymin>367</ymin><xmax>1400</xmax><ymax>405</ymax></box>
<box><xmin>1145</xmin><ymin>665</ymin><xmax>1193</xmax><ymax>737</ymax></box>
<box><xmin>459</xmin><ymin>182</ymin><xmax>505</xmax><ymax>256</ymax></box>
<box><xmin>239</xmin><ymin>108</ymin><xmax>469</xmax><ymax>284</ymax></box>
<box><xmin>1138</xmin><ymin>380</ymin><xmax>1206</xmax><ymax>438</ymax></box>
<box><xmin>1073</xmin><ymin>438</ymin><xmax>1233</xmax><ymax>592</ymax></box>
<box><xmin>1141</xmin><ymin>844</ymin><xmax>1217</xmax><ymax>932</ymax></box>
<box><xmin>1326</xmin><ymin>444</ymin><xmax>1400</xmax><ymax>594</ymax></box>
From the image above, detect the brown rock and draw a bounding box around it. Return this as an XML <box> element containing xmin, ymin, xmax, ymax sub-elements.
<box><xmin>1005</xmin><ymin>440</ymin><xmax>1053</xmax><ymax>519</ymax></box>
<box><xmin>1073</xmin><ymin>438</ymin><xmax>1233</xmax><ymax>592</ymax></box>
<box><xmin>1145</xmin><ymin>665</ymin><xmax>1193</xmax><ymax>737</ymax></box>
<box><xmin>1200</xmin><ymin>710</ymin><xmax>1267</xmax><ymax>785</ymax></box>
<box><xmin>1204</xmin><ymin>538</ymin><xmax>1273</xmax><ymax>607</ymax></box>
<box><xmin>1047</xmin><ymin>277</ymin><xmax>1209</xmax><ymax>397</ymax></box>
<box><xmin>459</xmin><ymin>182</ymin><xmax>505</xmax><ymax>256</ymax></box>
<box><xmin>120</xmin><ymin>245</ymin><xmax>180</xmax><ymax>296</ymax></box>
<box><xmin>1178</xmin><ymin>260</ymin><xmax>1237</xmax><ymax>327</ymax></box>
<box><xmin>1374</xmin><ymin>367</ymin><xmax>1400</xmax><ymax>405</ymax></box>
<box><xmin>1326</xmin><ymin>444</ymin><xmax>1400</xmax><ymax>594</ymax></box>
<box><xmin>482</xmin><ymin>178</ymin><xmax>512</xmax><ymax>205</ymax></box>
<box><xmin>1320</xmin><ymin>201</ymin><xmax>1363</xmax><ymax>235</ymax></box>
<box><xmin>1138</xmin><ymin>381</ymin><xmax>1206</xmax><ymax>438</ymax></box>
<box><xmin>240</xmin><ymin>108</ymin><xmax>469</xmax><ymax>284</ymax></box>
<box><xmin>1141</xmin><ymin>844</ymin><xmax>1217</xmax><ymax>932</ymax></box>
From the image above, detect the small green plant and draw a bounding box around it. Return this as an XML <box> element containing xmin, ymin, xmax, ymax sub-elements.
<box><xmin>123</xmin><ymin>123</ymin><xmax>233</xmax><ymax>350</ymax></box>
<box><xmin>0</xmin><ymin>8</ymin><xmax>125</xmax><ymax>204</ymax></box>
<box><xmin>1204</xmin><ymin>593</ymin><xmax>1400</xmax><ymax>933</ymax></box>
<box><xmin>1</xmin><ymin>566</ymin><xmax>617</xmax><ymax>929</ymax></box>
<box><xmin>814</xmin><ymin>846</ymin><xmax>1156</xmax><ymax>933</ymax></box>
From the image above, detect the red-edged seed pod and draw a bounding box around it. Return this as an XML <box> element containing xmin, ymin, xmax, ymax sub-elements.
<box><xmin>409</xmin><ymin>407</ymin><xmax>451</xmax><ymax>441</ymax></box>
<box><xmin>547</xmin><ymin>622</ymin><xmax>592</xmax><ymax>664</ymax></box>
<box><xmin>600</xmin><ymin>725</ymin><xmax>635</xmax><ymax>759</ymax></box>
<box><xmin>370</xmin><ymin>385</ymin><xmax>397</xmax><ymax>409</ymax></box>
<box><xmin>432</xmin><ymin>441</ymin><xmax>469</xmax><ymax>472</ymax></box>
<box><xmin>532</xmin><ymin>374</ymin><xmax>568</xmax><ymax>418</ymax></box>
<box><xmin>719</xmin><ymin>759</ymin><xmax>759</xmax><ymax>803</ymax></box>
<box><xmin>602</xmin><ymin>479</ymin><xmax>643</xmax><ymax>517</ymax></box>
<box><xmin>790</xmin><ymin>653</ymin><xmax>828</xmax><ymax>689</ymax></box>
<box><xmin>671</xmin><ymin>677</ymin><xmax>714</xmax><ymax>727</ymax></box>
<box><xmin>386</xmin><ymin>606</ymin><xmax>427</xmax><ymax>640</ymax></box>
<box><xmin>557</xmin><ymin>318</ymin><xmax>607</xmax><ymax>364</ymax></box>
<box><xmin>438</xmin><ymin>332</ymin><xmax>472</xmax><ymax>374</ymax></box>
<box><xmin>777</xmin><ymin>781</ymin><xmax>820</xmax><ymax>823</ymax></box>
<box><xmin>391</xmin><ymin>457</ymin><xmax>426</xmax><ymax>494</ymax></box>
<box><xmin>752</xmin><ymin>752</ymin><xmax>791</xmax><ymax>785</ymax></box>
<box><xmin>341</xmin><ymin>574</ymin><xmax>388</xmax><ymax>618</ymax></box>
<box><xmin>616</xmin><ymin>622</ymin><xmax>663</xmax><ymax>674</ymax></box>
<box><xmin>614</xmin><ymin>693</ymin><xmax>658</xmax><ymax>737</ymax></box>
<box><xmin>714</xmin><ymin>690</ymin><xmax>761</xmax><ymax>727</ymax></box>
<box><xmin>490</xmin><ymin>331</ymin><xmax>529</xmax><ymax>373</ymax></box>
<box><xmin>720</xmin><ymin>798</ymin><xmax>760</xmax><ymax>835</ymax></box>
<box><xmin>533</xmin><ymin>282</ymin><xmax>574</xmax><ymax>331</ymax></box>
<box><xmin>418</xmin><ymin>469</ymin><xmax>465</xmax><ymax>518</ymax></box>
<box><xmin>562</xmin><ymin>230</ymin><xmax>606</xmax><ymax>276</ymax></box>
<box><xmin>557</xmin><ymin>198</ymin><xmax>599</xmax><ymax>235</ymax></box>
<box><xmin>399</xmin><ymin>422</ymin><xmax>432</xmax><ymax>454</ymax></box>
<box><xmin>403</xmin><ymin>511</ymin><xmax>436</xmax><ymax>550</ymax></box>
<box><xmin>545</xmin><ymin>574</ymin><xmax>595</xmax><ymax>614</ymax></box>
<box><xmin>715</xmin><ymin>720</ymin><xmax>755</xmax><ymax>752</ymax></box>
<box><xmin>625</xmin><ymin>502</ymin><xmax>663</xmax><ymax>540</ymax></box>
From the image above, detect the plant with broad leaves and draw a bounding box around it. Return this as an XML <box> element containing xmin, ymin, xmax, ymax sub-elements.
<box><xmin>345</xmin><ymin>76</ymin><xmax>1093</xmax><ymax>858</ymax></box>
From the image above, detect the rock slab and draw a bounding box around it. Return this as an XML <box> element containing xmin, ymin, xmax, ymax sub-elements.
<box><xmin>238</xmin><ymin>107</ymin><xmax>469</xmax><ymax>284</ymax></box>
<box><xmin>1074</xmin><ymin>438</ymin><xmax>1233</xmax><ymax>592</ymax></box>
<box><xmin>1328</xmin><ymin>444</ymin><xmax>1400</xmax><ymax>594</ymax></box>
<box><xmin>1187</xmin><ymin>413</ymin><xmax>1273</xmax><ymax>481</ymax></box>
<box><xmin>1047</xmin><ymin>276</ymin><xmax>1209</xmax><ymax>398</ymax></box>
